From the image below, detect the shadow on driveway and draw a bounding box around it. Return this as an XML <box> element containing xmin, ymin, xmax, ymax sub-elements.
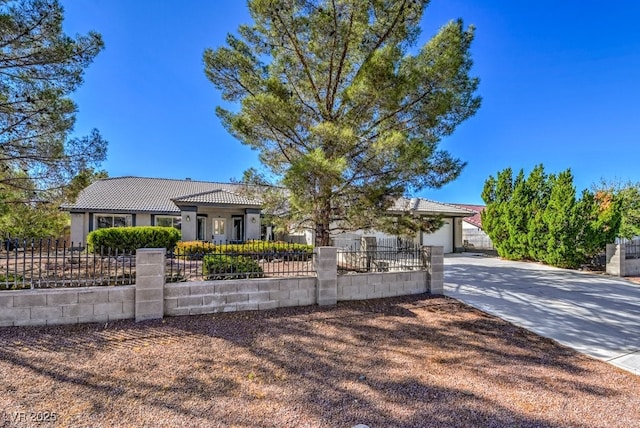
<box><xmin>444</xmin><ymin>254</ymin><xmax>640</xmax><ymax>371</ymax></box>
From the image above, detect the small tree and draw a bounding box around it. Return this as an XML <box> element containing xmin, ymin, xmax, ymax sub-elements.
<box><xmin>592</xmin><ymin>179</ymin><xmax>640</xmax><ymax>240</ymax></box>
<box><xmin>205</xmin><ymin>0</ymin><xmax>481</xmax><ymax>245</ymax></box>
<box><xmin>574</xmin><ymin>189</ymin><xmax>620</xmax><ymax>263</ymax></box>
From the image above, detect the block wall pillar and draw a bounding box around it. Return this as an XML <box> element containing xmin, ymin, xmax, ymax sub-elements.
<box><xmin>316</xmin><ymin>247</ymin><xmax>337</xmax><ymax>306</ymax></box>
<box><xmin>135</xmin><ymin>248</ymin><xmax>165</xmax><ymax>321</ymax></box>
<box><xmin>424</xmin><ymin>246</ymin><xmax>444</xmax><ymax>295</ymax></box>
<box><xmin>606</xmin><ymin>243</ymin><xmax>625</xmax><ymax>277</ymax></box>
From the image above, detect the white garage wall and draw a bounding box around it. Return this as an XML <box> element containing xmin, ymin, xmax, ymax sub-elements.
<box><xmin>422</xmin><ymin>218</ymin><xmax>453</xmax><ymax>253</ymax></box>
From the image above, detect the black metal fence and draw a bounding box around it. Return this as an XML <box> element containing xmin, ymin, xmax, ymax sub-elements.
<box><xmin>625</xmin><ymin>239</ymin><xmax>640</xmax><ymax>260</ymax></box>
<box><xmin>336</xmin><ymin>237</ymin><xmax>429</xmax><ymax>274</ymax></box>
<box><xmin>165</xmin><ymin>241</ymin><xmax>316</xmax><ymax>282</ymax></box>
<box><xmin>1</xmin><ymin>236</ymin><xmax>430</xmax><ymax>288</ymax></box>
<box><xmin>0</xmin><ymin>238</ymin><xmax>135</xmax><ymax>290</ymax></box>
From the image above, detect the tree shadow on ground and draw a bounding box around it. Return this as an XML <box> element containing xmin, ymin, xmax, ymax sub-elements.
<box><xmin>0</xmin><ymin>294</ymin><xmax>637</xmax><ymax>427</ymax></box>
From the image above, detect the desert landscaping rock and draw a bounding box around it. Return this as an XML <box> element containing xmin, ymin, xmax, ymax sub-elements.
<box><xmin>0</xmin><ymin>295</ymin><xmax>638</xmax><ymax>427</ymax></box>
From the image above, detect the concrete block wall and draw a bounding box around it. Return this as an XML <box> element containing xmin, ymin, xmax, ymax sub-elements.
<box><xmin>625</xmin><ymin>259</ymin><xmax>640</xmax><ymax>276</ymax></box>
<box><xmin>606</xmin><ymin>244</ymin><xmax>640</xmax><ymax>277</ymax></box>
<box><xmin>426</xmin><ymin>246</ymin><xmax>444</xmax><ymax>294</ymax></box>
<box><xmin>337</xmin><ymin>271</ymin><xmax>427</xmax><ymax>301</ymax></box>
<box><xmin>164</xmin><ymin>277</ymin><xmax>316</xmax><ymax>316</ymax></box>
<box><xmin>0</xmin><ymin>286</ymin><xmax>135</xmax><ymax>327</ymax></box>
<box><xmin>316</xmin><ymin>246</ymin><xmax>337</xmax><ymax>305</ymax></box>
<box><xmin>135</xmin><ymin>249</ymin><xmax>165</xmax><ymax>321</ymax></box>
<box><xmin>606</xmin><ymin>244</ymin><xmax>624</xmax><ymax>276</ymax></box>
<box><xmin>0</xmin><ymin>245</ymin><xmax>444</xmax><ymax>326</ymax></box>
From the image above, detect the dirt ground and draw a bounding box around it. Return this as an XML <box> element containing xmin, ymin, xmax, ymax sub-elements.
<box><xmin>0</xmin><ymin>295</ymin><xmax>639</xmax><ymax>428</ymax></box>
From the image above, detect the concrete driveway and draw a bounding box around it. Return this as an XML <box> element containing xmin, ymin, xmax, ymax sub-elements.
<box><xmin>444</xmin><ymin>254</ymin><xmax>640</xmax><ymax>375</ymax></box>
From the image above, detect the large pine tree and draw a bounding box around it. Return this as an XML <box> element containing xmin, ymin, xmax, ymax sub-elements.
<box><xmin>0</xmin><ymin>0</ymin><xmax>106</xmax><ymax>199</ymax></box>
<box><xmin>205</xmin><ymin>0</ymin><xmax>481</xmax><ymax>245</ymax></box>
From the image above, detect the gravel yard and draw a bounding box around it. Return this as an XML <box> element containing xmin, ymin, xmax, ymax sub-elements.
<box><xmin>1</xmin><ymin>294</ymin><xmax>639</xmax><ymax>428</ymax></box>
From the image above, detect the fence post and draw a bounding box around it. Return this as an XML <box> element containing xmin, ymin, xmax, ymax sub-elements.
<box><xmin>423</xmin><ymin>246</ymin><xmax>444</xmax><ymax>295</ymax></box>
<box><xmin>361</xmin><ymin>237</ymin><xmax>376</xmax><ymax>271</ymax></box>
<box><xmin>316</xmin><ymin>246</ymin><xmax>337</xmax><ymax>306</ymax></box>
<box><xmin>135</xmin><ymin>248</ymin><xmax>165</xmax><ymax>321</ymax></box>
<box><xmin>606</xmin><ymin>243</ymin><xmax>625</xmax><ymax>277</ymax></box>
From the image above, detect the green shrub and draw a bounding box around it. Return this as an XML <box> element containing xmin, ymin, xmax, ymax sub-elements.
<box><xmin>0</xmin><ymin>273</ymin><xmax>25</xmax><ymax>290</ymax></box>
<box><xmin>202</xmin><ymin>254</ymin><xmax>263</xmax><ymax>279</ymax></box>
<box><xmin>174</xmin><ymin>240</ymin><xmax>313</xmax><ymax>260</ymax></box>
<box><xmin>174</xmin><ymin>240</ymin><xmax>216</xmax><ymax>259</ymax></box>
<box><xmin>87</xmin><ymin>226</ymin><xmax>181</xmax><ymax>253</ymax></box>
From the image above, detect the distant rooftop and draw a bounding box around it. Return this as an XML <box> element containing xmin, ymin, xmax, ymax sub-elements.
<box><xmin>391</xmin><ymin>197</ymin><xmax>475</xmax><ymax>217</ymax></box>
<box><xmin>453</xmin><ymin>204</ymin><xmax>485</xmax><ymax>228</ymax></box>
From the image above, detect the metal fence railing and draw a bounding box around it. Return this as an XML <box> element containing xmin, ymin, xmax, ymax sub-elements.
<box><xmin>336</xmin><ymin>237</ymin><xmax>428</xmax><ymax>274</ymax></box>
<box><xmin>165</xmin><ymin>241</ymin><xmax>316</xmax><ymax>282</ymax></box>
<box><xmin>1</xmin><ymin>236</ymin><xmax>430</xmax><ymax>288</ymax></box>
<box><xmin>1</xmin><ymin>238</ymin><xmax>135</xmax><ymax>290</ymax></box>
<box><xmin>625</xmin><ymin>239</ymin><xmax>640</xmax><ymax>260</ymax></box>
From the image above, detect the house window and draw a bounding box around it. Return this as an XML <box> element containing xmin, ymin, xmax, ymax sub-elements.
<box><xmin>96</xmin><ymin>214</ymin><xmax>132</xmax><ymax>230</ymax></box>
<box><xmin>213</xmin><ymin>219</ymin><xmax>225</xmax><ymax>235</ymax></box>
<box><xmin>155</xmin><ymin>216</ymin><xmax>182</xmax><ymax>230</ymax></box>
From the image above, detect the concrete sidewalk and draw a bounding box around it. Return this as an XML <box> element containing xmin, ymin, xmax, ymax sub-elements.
<box><xmin>444</xmin><ymin>254</ymin><xmax>640</xmax><ymax>375</ymax></box>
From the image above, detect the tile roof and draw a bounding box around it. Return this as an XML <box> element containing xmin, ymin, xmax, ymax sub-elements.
<box><xmin>62</xmin><ymin>176</ymin><xmax>262</xmax><ymax>213</ymax></box>
<box><xmin>62</xmin><ymin>176</ymin><xmax>477</xmax><ymax>221</ymax></box>
<box><xmin>171</xmin><ymin>190</ymin><xmax>261</xmax><ymax>206</ymax></box>
<box><xmin>390</xmin><ymin>197</ymin><xmax>476</xmax><ymax>217</ymax></box>
<box><xmin>453</xmin><ymin>204</ymin><xmax>485</xmax><ymax>228</ymax></box>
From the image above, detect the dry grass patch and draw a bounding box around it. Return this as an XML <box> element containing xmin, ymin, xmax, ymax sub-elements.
<box><xmin>0</xmin><ymin>295</ymin><xmax>639</xmax><ymax>427</ymax></box>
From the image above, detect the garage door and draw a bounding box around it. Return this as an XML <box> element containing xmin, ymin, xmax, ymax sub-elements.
<box><xmin>422</xmin><ymin>218</ymin><xmax>453</xmax><ymax>253</ymax></box>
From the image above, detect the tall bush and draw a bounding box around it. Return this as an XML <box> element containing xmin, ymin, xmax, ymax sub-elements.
<box><xmin>87</xmin><ymin>227</ymin><xmax>181</xmax><ymax>252</ymax></box>
<box><xmin>482</xmin><ymin>165</ymin><xmax>620</xmax><ymax>268</ymax></box>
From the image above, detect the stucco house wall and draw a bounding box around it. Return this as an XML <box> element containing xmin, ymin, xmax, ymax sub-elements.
<box><xmin>64</xmin><ymin>177</ymin><xmax>474</xmax><ymax>249</ymax></box>
<box><xmin>329</xmin><ymin>199</ymin><xmax>473</xmax><ymax>254</ymax></box>
<box><xmin>63</xmin><ymin>177</ymin><xmax>263</xmax><ymax>245</ymax></box>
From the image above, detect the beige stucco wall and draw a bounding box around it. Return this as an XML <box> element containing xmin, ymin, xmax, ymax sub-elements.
<box><xmin>68</xmin><ymin>208</ymin><xmax>260</xmax><ymax>244</ymax></box>
<box><xmin>181</xmin><ymin>211</ymin><xmax>197</xmax><ymax>241</ymax></box>
<box><xmin>454</xmin><ymin>217</ymin><xmax>463</xmax><ymax>251</ymax></box>
<box><xmin>193</xmin><ymin>207</ymin><xmax>257</xmax><ymax>242</ymax></box>
<box><xmin>136</xmin><ymin>214</ymin><xmax>152</xmax><ymax>226</ymax></box>
<box><xmin>70</xmin><ymin>213</ymin><xmax>88</xmax><ymax>245</ymax></box>
<box><xmin>245</xmin><ymin>212</ymin><xmax>261</xmax><ymax>240</ymax></box>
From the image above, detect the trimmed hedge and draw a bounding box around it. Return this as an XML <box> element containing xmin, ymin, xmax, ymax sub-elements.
<box><xmin>87</xmin><ymin>226</ymin><xmax>181</xmax><ymax>252</ymax></box>
<box><xmin>175</xmin><ymin>240</ymin><xmax>313</xmax><ymax>260</ymax></box>
<box><xmin>202</xmin><ymin>254</ymin><xmax>263</xmax><ymax>279</ymax></box>
<box><xmin>174</xmin><ymin>240</ymin><xmax>216</xmax><ymax>259</ymax></box>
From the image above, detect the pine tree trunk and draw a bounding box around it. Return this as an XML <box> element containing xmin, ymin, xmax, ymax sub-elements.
<box><xmin>314</xmin><ymin>191</ymin><xmax>332</xmax><ymax>247</ymax></box>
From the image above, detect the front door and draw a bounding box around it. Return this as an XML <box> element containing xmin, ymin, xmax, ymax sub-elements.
<box><xmin>232</xmin><ymin>216</ymin><xmax>244</xmax><ymax>243</ymax></box>
<box><xmin>196</xmin><ymin>216</ymin><xmax>206</xmax><ymax>241</ymax></box>
<box><xmin>212</xmin><ymin>218</ymin><xmax>226</xmax><ymax>243</ymax></box>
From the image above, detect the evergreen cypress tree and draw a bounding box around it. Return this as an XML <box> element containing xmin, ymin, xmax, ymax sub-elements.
<box><xmin>481</xmin><ymin>168</ymin><xmax>513</xmax><ymax>258</ymax></box>
<box><xmin>543</xmin><ymin>170</ymin><xmax>579</xmax><ymax>268</ymax></box>
<box><xmin>525</xmin><ymin>164</ymin><xmax>551</xmax><ymax>261</ymax></box>
<box><xmin>505</xmin><ymin>169</ymin><xmax>530</xmax><ymax>259</ymax></box>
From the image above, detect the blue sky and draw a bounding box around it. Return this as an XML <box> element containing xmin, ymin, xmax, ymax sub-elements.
<box><xmin>61</xmin><ymin>0</ymin><xmax>640</xmax><ymax>205</ymax></box>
